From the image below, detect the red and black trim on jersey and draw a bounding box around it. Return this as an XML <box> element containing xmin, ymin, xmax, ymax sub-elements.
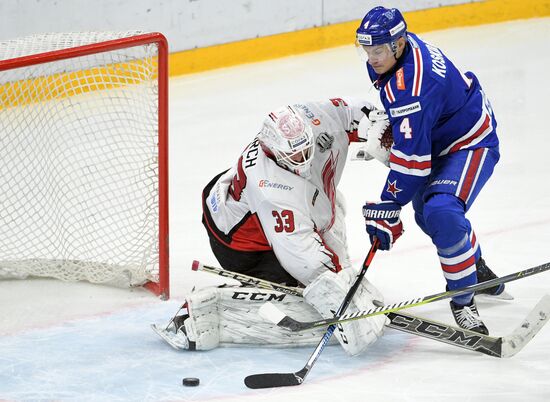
<box><xmin>313</xmin><ymin>229</ymin><xmax>342</xmax><ymax>273</ymax></box>
<box><xmin>202</xmin><ymin>171</ymin><xmax>272</xmax><ymax>252</ymax></box>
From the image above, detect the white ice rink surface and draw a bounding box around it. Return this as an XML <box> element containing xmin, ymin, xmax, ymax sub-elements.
<box><xmin>1</xmin><ymin>18</ymin><xmax>550</xmax><ymax>402</ymax></box>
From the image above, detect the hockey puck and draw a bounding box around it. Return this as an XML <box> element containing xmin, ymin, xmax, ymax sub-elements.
<box><xmin>182</xmin><ymin>377</ymin><xmax>200</xmax><ymax>387</ymax></box>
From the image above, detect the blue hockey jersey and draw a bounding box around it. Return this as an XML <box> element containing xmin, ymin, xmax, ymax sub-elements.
<box><xmin>367</xmin><ymin>33</ymin><xmax>499</xmax><ymax>205</ymax></box>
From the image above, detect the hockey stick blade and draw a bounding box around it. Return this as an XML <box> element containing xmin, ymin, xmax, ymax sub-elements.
<box><xmin>244</xmin><ymin>313</ymin><xmax>340</xmax><ymax>388</ymax></box>
<box><xmin>260</xmin><ymin>261</ymin><xmax>550</xmax><ymax>331</ymax></box>
<box><xmin>244</xmin><ymin>369</ymin><xmax>307</xmax><ymax>388</ymax></box>
<box><xmin>500</xmin><ymin>294</ymin><xmax>550</xmax><ymax>358</ymax></box>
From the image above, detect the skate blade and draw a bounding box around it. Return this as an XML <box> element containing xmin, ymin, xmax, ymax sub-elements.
<box><xmin>476</xmin><ymin>290</ymin><xmax>514</xmax><ymax>301</ymax></box>
<box><xmin>151</xmin><ymin>323</ymin><xmax>189</xmax><ymax>350</ymax></box>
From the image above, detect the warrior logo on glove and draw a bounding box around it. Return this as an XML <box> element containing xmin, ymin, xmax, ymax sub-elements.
<box><xmin>363</xmin><ymin>201</ymin><xmax>404</xmax><ymax>251</ymax></box>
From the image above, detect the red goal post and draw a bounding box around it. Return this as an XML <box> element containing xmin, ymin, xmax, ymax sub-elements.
<box><xmin>0</xmin><ymin>32</ymin><xmax>169</xmax><ymax>299</ymax></box>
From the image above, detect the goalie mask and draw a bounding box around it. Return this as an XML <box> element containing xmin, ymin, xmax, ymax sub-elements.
<box><xmin>258</xmin><ymin>106</ymin><xmax>315</xmax><ymax>178</ymax></box>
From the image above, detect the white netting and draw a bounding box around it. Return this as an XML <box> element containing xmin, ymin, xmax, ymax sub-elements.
<box><xmin>0</xmin><ymin>32</ymin><xmax>163</xmax><ymax>287</ymax></box>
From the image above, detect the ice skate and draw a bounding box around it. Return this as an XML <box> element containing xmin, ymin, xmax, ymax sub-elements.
<box><xmin>450</xmin><ymin>299</ymin><xmax>489</xmax><ymax>335</ymax></box>
<box><xmin>151</xmin><ymin>313</ymin><xmax>196</xmax><ymax>351</ymax></box>
<box><xmin>475</xmin><ymin>257</ymin><xmax>514</xmax><ymax>300</ymax></box>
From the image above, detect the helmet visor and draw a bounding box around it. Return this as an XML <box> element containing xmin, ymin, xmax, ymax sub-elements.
<box><xmin>355</xmin><ymin>41</ymin><xmax>393</xmax><ymax>63</ymax></box>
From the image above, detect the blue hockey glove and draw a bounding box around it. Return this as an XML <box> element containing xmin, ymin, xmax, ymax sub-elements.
<box><xmin>362</xmin><ymin>201</ymin><xmax>404</xmax><ymax>250</ymax></box>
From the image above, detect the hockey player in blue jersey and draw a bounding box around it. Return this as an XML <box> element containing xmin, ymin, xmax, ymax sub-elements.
<box><xmin>356</xmin><ymin>6</ymin><xmax>509</xmax><ymax>334</ymax></box>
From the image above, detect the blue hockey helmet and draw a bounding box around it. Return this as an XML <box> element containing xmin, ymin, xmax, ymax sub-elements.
<box><xmin>356</xmin><ymin>6</ymin><xmax>407</xmax><ymax>52</ymax></box>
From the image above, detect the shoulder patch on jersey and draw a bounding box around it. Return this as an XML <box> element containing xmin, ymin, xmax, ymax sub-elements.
<box><xmin>390</xmin><ymin>101</ymin><xmax>422</xmax><ymax>118</ymax></box>
<box><xmin>396</xmin><ymin>68</ymin><xmax>405</xmax><ymax>90</ymax></box>
<box><xmin>209</xmin><ymin>182</ymin><xmax>224</xmax><ymax>213</ymax></box>
<box><xmin>209</xmin><ymin>191</ymin><xmax>219</xmax><ymax>213</ymax></box>
<box><xmin>316</xmin><ymin>132</ymin><xmax>334</xmax><ymax>153</ymax></box>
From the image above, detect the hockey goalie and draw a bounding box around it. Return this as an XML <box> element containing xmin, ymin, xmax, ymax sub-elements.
<box><xmin>152</xmin><ymin>98</ymin><xmax>391</xmax><ymax>355</ymax></box>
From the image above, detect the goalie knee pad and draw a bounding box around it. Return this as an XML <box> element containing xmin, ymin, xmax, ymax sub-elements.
<box><xmin>183</xmin><ymin>287</ymin><xmax>222</xmax><ymax>350</ymax></box>
<box><xmin>165</xmin><ymin>285</ymin><xmax>334</xmax><ymax>350</ymax></box>
<box><xmin>303</xmin><ymin>269</ymin><xmax>387</xmax><ymax>356</ymax></box>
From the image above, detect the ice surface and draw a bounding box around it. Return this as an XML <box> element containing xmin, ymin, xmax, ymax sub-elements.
<box><xmin>1</xmin><ymin>18</ymin><xmax>549</xmax><ymax>401</ymax></box>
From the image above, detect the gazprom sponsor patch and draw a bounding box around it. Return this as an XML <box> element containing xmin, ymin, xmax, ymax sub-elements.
<box><xmin>390</xmin><ymin>101</ymin><xmax>421</xmax><ymax>117</ymax></box>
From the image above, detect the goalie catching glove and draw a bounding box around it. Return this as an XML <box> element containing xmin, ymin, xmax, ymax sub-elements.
<box><xmin>363</xmin><ymin>201</ymin><xmax>404</xmax><ymax>251</ymax></box>
<box><xmin>352</xmin><ymin>107</ymin><xmax>393</xmax><ymax>166</ymax></box>
<box><xmin>303</xmin><ymin>268</ymin><xmax>387</xmax><ymax>356</ymax></box>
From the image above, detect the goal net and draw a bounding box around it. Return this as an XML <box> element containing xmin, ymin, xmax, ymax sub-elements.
<box><xmin>0</xmin><ymin>31</ymin><xmax>169</xmax><ymax>298</ymax></box>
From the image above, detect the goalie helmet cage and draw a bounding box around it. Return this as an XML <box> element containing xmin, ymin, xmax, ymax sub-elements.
<box><xmin>0</xmin><ymin>31</ymin><xmax>169</xmax><ymax>299</ymax></box>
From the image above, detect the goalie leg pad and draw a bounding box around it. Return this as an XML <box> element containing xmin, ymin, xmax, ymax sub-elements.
<box><xmin>165</xmin><ymin>285</ymin><xmax>335</xmax><ymax>350</ymax></box>
<box><xmin>303</xmin><ymin>269</ymin><xmax>387</xmax><ymax>356</ymax></box>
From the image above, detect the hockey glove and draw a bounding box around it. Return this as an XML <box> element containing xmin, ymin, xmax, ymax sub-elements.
<box><xmin>353</xmin><ymin>108</ymin><xmax>393</xmax><ymax>165</ymax></box>
<box><xmin>362</xmin><ymin>201</ymin><xmax>403</xmax><ymax>251</ymax></box>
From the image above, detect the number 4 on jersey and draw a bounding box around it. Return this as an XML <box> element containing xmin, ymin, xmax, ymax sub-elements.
<box><xmin>400</xmin><ymin>117</ymin><xmax>413</xmax><ymax>139</ymax></box>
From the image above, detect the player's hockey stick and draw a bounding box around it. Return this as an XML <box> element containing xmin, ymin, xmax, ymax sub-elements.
<box><xmin>191</xmin><ymin>260</ymin><xmax>303</xmax><ymax>296</ymax></box>
<box><xmin>193</xmin><ymin>260</ymin><xmax>550</xmax><ymax>358</ymax></box>
<box><xmin>260</xmin><ymin>261</ymin><xmax>550</xmax><ymax>332</ymax></box>
<box><xmin>244</xmin><ymin>240</ymin><xmax>379</xmax><ymax>388</ymax></box>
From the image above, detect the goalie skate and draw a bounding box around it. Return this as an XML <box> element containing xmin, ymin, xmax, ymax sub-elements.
<box><xmin>151</xmin><ymin>320</ymin><xmax>192</xmax><ymax>351</ymax></box>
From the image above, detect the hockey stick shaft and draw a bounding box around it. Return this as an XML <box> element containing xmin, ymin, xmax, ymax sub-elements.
<box><xmin>193</xmin><ymin>241</ymin><xmax>378</xmax><ymax>305</ymax></box>
<box><xmin>301</xmin><ymin>241</ymin><xmax>379</xmax><ymax>365</ymax></box>
<box><xmin>246</xmin><ymin>240</ymin><xmax>379</xmax><ymax>388</ymax></box>
<box><xmin>272</xmin><ymin>261</ymin><xmax>550</xmax><ymax>331</ymax></box>
<box><xmin>191</xmin><ymin>260</ymin><xmax>303</xmax><ymax>296</ymax></box>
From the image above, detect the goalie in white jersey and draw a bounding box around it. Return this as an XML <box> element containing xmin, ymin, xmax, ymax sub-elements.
<box><xmin>154</xmin><ymin>98</ymin><xmax>388</xmax><ymax>356</ymax></box>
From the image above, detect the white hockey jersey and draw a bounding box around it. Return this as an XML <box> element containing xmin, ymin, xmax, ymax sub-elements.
<box><xmin>202</xmin><ymin>98</ymin><xmax>371</xmax><ymax>285</ymax></box>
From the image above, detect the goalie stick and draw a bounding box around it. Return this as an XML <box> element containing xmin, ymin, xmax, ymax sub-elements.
<box><xmin>208</xmin><ymin>241</ymin><xmax>379</xmax><ymax>388</ymax></box>
<box><xmin>261</xmin><ymin>261</ymin><xmax>550</xmax><ymax>332</ymax></box>
<box><xmin>193</xmin><ymin>259</ymin><xmax>550</xmax><ymax>359</ymax></box>
<box><xmin>248</xmin><ymin>240</ymin><xmax>381</xmax><ymax>388</ymax></box>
